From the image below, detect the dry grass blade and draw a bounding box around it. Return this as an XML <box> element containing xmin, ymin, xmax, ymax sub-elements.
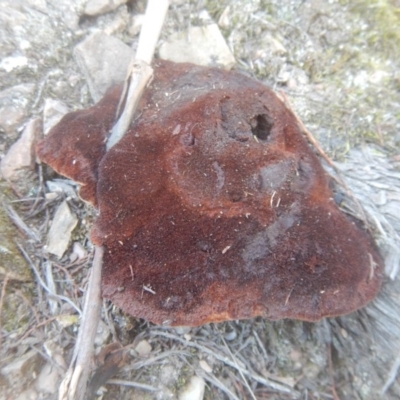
<box><xmin>219</xmin><ymin>333</ymin><xmax>257</xmax><ymax>400</ymax></box>
<box><xmin>129</xmin><ymin>349</ymin><xmax>192</xmax><ymax>370</ymax></box>
<box><xmin>382</xmin><ymin>353</ymin><xmax>400</xmax><ymax>394</ymax></box>
<box><xmin>197</xmin><ymin>369</ymin><xmax>241</xmax><ymax>400</ymax></box>
<box><xmin>106</xmin><ymin>379</ymin><xmax>157</xmax><ymax>392</ymax></box>
<box><xmin>17</xmin><ymin>242</ymin><xmax>82</xmax><ymax>315</ymax></box>
<box><xmin>150</xmin><ymin>330</ymin><xmax>293</xmax><ymax>394</ymax></box>
<box><xmin>3</xmin><ymin>203</ymin><xmax>40</xmax><ymax>243</ymax></box>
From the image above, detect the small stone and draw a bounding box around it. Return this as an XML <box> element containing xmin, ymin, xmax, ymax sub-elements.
<box><xmin>290</xmin><ymin>349</ymin><xmax>302</xmax><ymax>362</ymax></box>
<box><xmin>135</xmin><ymin>339</ymin><xmax>152</xmax><ymax>356</ymax></box>
<box><xmin>46</xmin><ymin>200</ymin><xmax>78</xmax><ymax>258</ymax></box>
<box><xmin>1</xmin><ymin>350</ymin><xmax>39</xmax><ymax>387</ymax></box>
<box><xmin>45</xmin><ymin>192</ymin><xmax>59</xmax><ymax>202</ymax></box>
<box><xmin>263</xmin><ymin>35</ymin><xmax>287</xmax><ymax>56</ymax></box>
<box><xmin>0</xmin><ymin>83</ymin><xmax>35</xmax><ymax>138</ymax></box>
<box><xmin>94</xmin><ymin>319</ymin><xmax>111</xmax><ymax>346</ymax></box>
<box><xmin>218</xmin><ymin>6</ymin><xmax>231</xmax><ymax>29</ymax></box>
<box><xmin>26</xmin><ymin>0</ymin><xmax>47</xmax><ymax>12</ymax></box>
<box><xmin>43</xmin><ymin>99</ymin><xmax>69</xmax><ymax>135</ymax></box>
<box><xmin>56</xmin><ymin>314</ymin><xmax>79</xmax><ymax>328</ymax></box>
<box><xmin>46</xmin><ymin>179</ymin><xmax>79</xmax><ymax>200</ymax></box>
<box><xmin>199</xmin><ymin>359</ymin><xmax>212</xmax><ymax>373</ymax></box>
<box><xmin>35</xmin><ymin>362</ymin><xmax>61</xmax><ymax>394</ymax></box>
<box><xmin>159</xmin><ymin>24</ymin><xmax>235</xmax><ymax>69</ymax></box>
<box><xmin>128</xmin><ymin>13</ymin><xmax>144</xmax><ymax>36</ymax></box>
<box><xmin>224</xmin><ymin>330</ymin><xmax>237</xmax><ymax>341</ymax></box>
<box><xmin>174</xmin><ymin>326</ymin><xmax>191</xmax><ymax>335</ymax></box>
<box><xmin>74</xmin><ymin>32</ymin><xmax>133</xmax><ymax>101</ymax></box>
<box><xmin>15</xmin><ymin>389</ymin><xmax>38</xmax><ymax>400</ymax></box>
<box><xmin>53</xmin><ymin>0</ymin><xmax>80</xmax><ymax>30</ymax></box>
<box><xmin>160</xmin><ymin>364</ymin><xmax>179</xmax><ymax>386</ymax></box>
<box><xmin>84</xmin><ymin>0</ymin><xmax>127</xmax><ymax>17</ymax></box>
<box><xmin>0</xmin><ymin>55</ymin><xmax>29</xmax><ymax>72</ymax></box>
<box><xmin>0</xmin><ymin>118</ymin><xmax>42</xmax><ymax>181</ymax></box>
<box><xmin>70</xmin><ymin>241</ymin><xmax>87</xmax><ymax>262</ymax></box>
<box><xmin>178</xmin><ymin>376</ymin><xmax>205</xmax><ymax>400</ymax></box>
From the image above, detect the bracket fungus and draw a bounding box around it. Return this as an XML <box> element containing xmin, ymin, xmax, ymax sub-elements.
<box><xmin>37</xmin><ymin>60</ymin><xmax>383</xmax><ymax>326</ymax></box>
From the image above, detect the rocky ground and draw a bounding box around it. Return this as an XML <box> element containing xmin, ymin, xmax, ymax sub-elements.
<box><xmin>0</xmin><ymin>0</ymin><xmax>400</xmax><ymax>399</ymax></box>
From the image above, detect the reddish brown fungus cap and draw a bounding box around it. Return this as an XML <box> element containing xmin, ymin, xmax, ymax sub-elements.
<box><xmin>37</xmin><ymin>60</ymin><xmax>383</xmax><ymax>326</ymax></box>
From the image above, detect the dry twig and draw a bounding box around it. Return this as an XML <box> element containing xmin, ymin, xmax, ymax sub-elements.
<box><xmin>59</xmin><ymin>245</ymin><xmax>103</xmax><ymax>400</ymax></box>
<box><xmin>17</xmin><ymin>242</ymin><xmax>82</xmax><ymax>315</ymax></box>
<box><xmin>58</xmin><ymin>1</ymin><xmax>170</xmax><ymax>399</ymax></box>
<box><xmin>3</xmin><ymin>203</ymin><xmax>40</xmax><ymax>242</ymax></box>
<box><xmin>220</xmin><ymin>333</ymin><xmax>257</xmax><ymax>400</ymax></box>
<box><xmin>150</xmin><ymin>329</ymin><xmax>293</xmax><ymax>395</ymax></box>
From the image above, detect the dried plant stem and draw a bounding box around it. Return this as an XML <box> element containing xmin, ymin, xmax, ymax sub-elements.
<box><xmin>106</xmin><ymin>379</ymin><xmax>157</xmax><ymax>392</ymax></box>
<box><xmin>17</xmin><ymin>243</ymin><xmax>82</xmax><ymax>315</ymax></box>
<box><xmin>150</xmin><ymin>330</ymin><xmax>292</xmax><ymax>394</ymax></box>
<box><xmin>106</xmin><ymin>60</ymin><xmax>153</xmax><ymax>150</ymax></box>
<box><xmin>59</xmin><ymin>245</ymin><xmax>103</xmax><ymax>400</ymax></box>
<box><xmin>220</xmin><ymin>334</ymin><xmax>257</xmax><ymax>400</ymax></box>
<box><xmin>106</xmin><ymin>0</ymin><xmax>169</xmax><ymax>150</ymax></box>
<box><xmin>59</xmin><ymin>1</ymin><xmax>170</xmax><ymax>399</ymax></box>
<box><xmin>136</xmin><ymin>0</ymin><xmax>169</xmax><ymax>64</ymax></box>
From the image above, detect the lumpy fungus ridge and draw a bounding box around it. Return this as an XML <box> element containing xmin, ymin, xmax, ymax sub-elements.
<box><xmin>37</xmin><ymin>60</ymin><xmax>383</xmax><ymax>326</ymax></box>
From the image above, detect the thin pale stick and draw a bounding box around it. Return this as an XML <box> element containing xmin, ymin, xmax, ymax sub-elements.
<box><xmin>17</xmin><ymin>243</ymin><xmax>82</xmax><ymax>316</ymax></box>
<box><xmin>219</xmin><ymin>333</ymin><xmax>257</xmax><ymax>400</ymax></box>
<box><xmin>106</xmin><ymin>0</ymin><xmax>169</xmax><ymax>150</ymax></box>
<box><xmin>106</xmin><ymin>61</ymin><xmax>153</xmax><ymax>150</ymax></box>
<box><xmin>136</xmin><ymin>0</ymin><xmax>169</xmax><ymax>64</ymax></box>
<box><xmin>150</xmin><ymin>330</ymin><xmax>292</xmax><ymax>394</ymax></box>
<box><xmin>59</xmin><ymin>1</ymin><xmax>170</xmax><ymax>399</ymax></box>
<box><xmin>106</xmin><ymin>379</ymin><xmax>157</xmax><ymax>391</ymax></box>
<box><xmin>59</xmin><ymin>245</ymin><xmax>103</xmax><ymax>400</ymax></box>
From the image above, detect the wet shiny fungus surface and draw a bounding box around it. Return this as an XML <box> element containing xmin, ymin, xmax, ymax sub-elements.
<box><xmin>37</xmin><ymin>60</ymin><xmax>383</xmax><ymax>326</ymax></box>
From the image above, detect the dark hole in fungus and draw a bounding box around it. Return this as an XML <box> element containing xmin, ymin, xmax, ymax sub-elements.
<box><xmin>251</xmin><ymin>114</ymin><xmax>273</xmax><ymax>141</ymax></box>
<box><xmin>36</xmin><ymin>59</ymin><xmax>383</xmax><ymax>327</ymax></box>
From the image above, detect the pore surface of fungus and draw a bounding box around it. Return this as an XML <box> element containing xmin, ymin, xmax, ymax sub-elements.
<box><xmin>37</xmin><ymin>60</ymin><xmax>383</xmax><ymax>326</ymax></box>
